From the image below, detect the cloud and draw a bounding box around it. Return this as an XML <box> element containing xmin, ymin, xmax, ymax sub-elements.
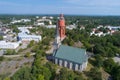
<box><xmin>0</xmin><ymin>1</ymin><xmax>21</xmax><ymax>6</ymax></box>
<box><xmin>65</xmin><ymin>0</ymin><xmax>82</xmax><ymax>3</ymax></box>
<box><xmin>0</xmin><ymin>0</ymin><xmax>120</xmax><ymax>15</ymax></box>
<box><xmin>65</xmin><ymin>0</ymin><xmax>120</xmax><ymax>7</ymax></box>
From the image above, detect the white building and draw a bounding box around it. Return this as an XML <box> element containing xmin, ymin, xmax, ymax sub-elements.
<box><xmin>36</xmin><ymin>16</ymin><xmax>39</xmax><ymax>19</ymax></box>
<box><xmin>0</xmin><ymin>41</ymin><xmax>20</xmax><ymax>49</ymax></box>
<box><xmin>21</xmin><ymin>19</ymin><xmax>31</xmax><ymax>22</ymax></box>
<box><xmin>34</xmin><ymin>22</ymin><xmax>45</xmax><ymax>26</ymax></box>
<box><xmin>90</xmin><ymin>31</ymin><xmax>104</xmax><ymax>37</ymax></box>
<box><xmin>10</xmin><ymin>19</ymin><xmax>31</xmax><ymax>24</ymax></box>
<box><xmin>46</xmin><ymin>25</ymin><xmax>56</xmax><ymax>28</ymax></box>
<box><xmin>45</xmin><ymin>25</ymin><xmax>76</xmax><ymax>30</ymax></box>
<box><xmin>17</xmin><ymin>27</ymin><xmax>41</xmax><ymax>42</ymax></box>
<box><xmin>18</xmin><ymin>27</ymin><xmax>30</xmax><ymax>34</ymax></box>
<box><xmin>66</xmin><ymin>25</ymin><xmax>76</xmax><ymax>30</ymax></box>
<box><xmin>10</xmin><ymin>20</ymin><xmax>21</xmax><ymax>24</ymax></box>
<box><xmin>107</xmin><ymin>26</ymin><xmax>120</xmax><ymax>31</ymax></box>
<box><xmin>97</xmin><ymin>25</ymin><xmax>104</xmax><ymax>29</ymax></box>
<box><xmin>34</xmin><ymin>18</ymin><xmax>52</xmax><ymax>26</ymax></box>
<box><xmin>18</xmin><ymin>32</ymin><xmax>41</xmax><ymax>42</ymax></box>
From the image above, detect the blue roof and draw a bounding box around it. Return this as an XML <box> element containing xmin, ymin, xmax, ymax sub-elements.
<box><xmin>53</xmin><ymin>45</ymin><xmax>87</xmax><ymax>64</ymax></box>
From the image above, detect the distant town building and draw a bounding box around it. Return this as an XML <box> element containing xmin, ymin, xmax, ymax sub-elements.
<box><xmin>34</xmin><ymin>22</ymin><xmax>45</xmax><ymax>26</ymax></box>
<box><xmin>36</xmin><ymin>16</ymin><xmax>39</xmax><ymax>19</ymax></box>
<box><xmin>18</xmin><ymin>27</ymin><xmax>30</xmax><ymax>34</ymax></box>
<box><xmin>45</xmin><ymin>25</ymin><xmax>76</xmax><ymax>30</ymax></box>
<box><xmin>42</xmin><ymin>16</ymin><xmax>53</xmax><ymax>19</ymax></box>
<box><xmin>80</xmin><ymin>26</ymin><xmax>85</xmax><ymax>30</ymax></box>
<box><xmin>66</xmin><ymin>25</ymin><xmax>76</xmax><ymax>30</ymax></box>
<box><xmin>90</xmin><ymin>30</ymin><xmax>104</xmax><ymax>37</ymax></box>
<box><xmin>34</xmin><ymin>18</ymin><xmax>52</xmax><ymax>26</ymax></box>
<box><xmin>97</xmin><ymin>25</ymin><xmax>103</xmax><ymax>29</ymax></box>
<box><xmin>0</xmin><ymin>27</ymin><xmax>11</xmax><ymax>34</ymax></box>
<box><xmin>49</xmin><ymin>16</ymin><xmax>53</xmax><ymax>19</ymax></box>
<box><xmin>0</xmin><ymin>41</ymin><xmax>20</xmax><ymax>49</ymax></box>
<box><xmin>17</xmin><ymin>27</ymin><xmax>41</xmax><ymax>42</ymax></box>
<box><xmin>0</xmin><ymin>31</ymin><xmax>5</xmax><ymax>36</ymax></box>
<box><xmin>10</xmin><ymin>19</ymin><xmax>31</xmax><ymax>24</ymax></box>
<box><xmin>17</xmin><ymin>32</ymin><xmax>41</xmax><ymax>42</ymax></box>
<box><xmin>46</xmin><ymin>25</ymin><xmax>56</xmax><ymax>28</ymax></box>
<box><xmin>107</xmin><ymin>26</ymin><xmax>120</xmax><ymax>31</ymax></box>
<box><xmin>90</xmin><ymin>25</ymin><xmax>120</xmax><ymax>37</ymax></box>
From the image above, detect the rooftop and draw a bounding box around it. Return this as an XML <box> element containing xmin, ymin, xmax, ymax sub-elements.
<box><xmin>53</xmin><ymin>45</ymin><xmax>87</xmax><ymax>64</ymax></box>
<box><xmin>18</xmin><ymin>32</ymin><xmax>41</xmax><ymax>38</ymax></box>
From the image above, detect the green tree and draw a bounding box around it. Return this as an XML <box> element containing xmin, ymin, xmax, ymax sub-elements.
<box><xmin>11</xmin><ymin>67</ymin><xmax>32</xmax><ymax>80</ymax></box>
<box><xmin>0</xmin><ymin>36</ymin><xmax>3</xmax><ymax>40</ymax></box>
<box><xmin>4</xmin><ymin>77</ymin><xmax>10</xmax><ymax>80</ymax></box>
<box><xmin>5</xmin><ymin>49</ymin><xmax>16</xmax><ymax>55</ymax></box>
<box><xmin>37</xmin><ymin>74</ymin><xmax>44</xmax><ymax>80</ymax></box>
<box><xmin>93</xmin><ymin>44</ymin><xmax>105</xmax><ymax>56</ymax></box>
<box><xmin>58</xmin><ymin>68</ymin><xmax>75</xmax><ymax>80</ymax></box>
<box><xmin>31</xmin><ymin>65</ymin><xmax>51</xmax><ymax>80</ymax></box>
<box><xmin>112</xmin><ymin>65</ymin><xmax>120</xmax><ymax>80</ymax></box>
<box><xmin>28</xmin><ymin>40</ymin><xmax>34</xmax><ymax>48</ymax></box>
<box><xmin>25</xmin><ymin>52</ymin><xmax>31</xmax><ymax>57</ymax></box>
<box><xmin>74</xmin><ymin>76</ymin><xmax>84</xmax><ymax>80</ymax></box>
<box><xmin>88</xmin><ymin>68</ymin><xmax>102</xmax><ymax>80</ymax></box>
<box><xmin>94</xmin><ymin>54</ymin><xmax>104</xmax><ymax>68</ymax></box>
<box><xmin>12</xmin><ymin>25</ymin><xmax>19</xmax><ymax>33</ymax></box>
<box><xmin>0</xmin><ymin>56</ymin><xmax>4</xmax><ymax>61</ymax></box>
<box><xmin>103</xmin><ymin>58</ymin><xmax>116</xmax><ymax>73</ymax></box>
<box><xmin>45</xmin><ymin>62</ymin><xmax>56</xmax><ymax>80</ymax></box>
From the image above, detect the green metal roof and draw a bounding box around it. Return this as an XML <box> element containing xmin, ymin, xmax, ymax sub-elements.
<box><xmin>53</xmin><ymin>45</ymin><xmax>87</xmax><ymax>64</ymax></box>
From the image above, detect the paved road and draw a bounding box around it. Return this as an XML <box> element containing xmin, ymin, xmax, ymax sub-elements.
<box><xmin>0</xmin><ymin>50</ymin><xmax>4</xmax><ymax>56</ymax></box>
<box><xmin>3</xmin><ymin>53</ymin><xmax>36</xmax><ymax>58</ymax></box>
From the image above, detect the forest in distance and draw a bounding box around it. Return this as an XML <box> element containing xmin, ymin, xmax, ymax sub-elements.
<box><xmin>1</xmin><ymin>14</ymin><xmax>120</xmax><ymax>26</ymax></box>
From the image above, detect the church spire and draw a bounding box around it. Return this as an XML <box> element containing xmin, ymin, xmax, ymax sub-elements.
<box><xmin>58</xmin><ymin>14</ymin><xmax>66</xmax><ymax>41</ymax></box>
<box><xmin>54</xmin><ymin>14</ymin><xmax>66</xmax><ymax>50</ymax></box>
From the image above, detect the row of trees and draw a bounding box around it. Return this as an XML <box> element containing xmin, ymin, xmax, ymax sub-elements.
<box><xmin>65</xmin><ymin>16</ymin><xmax>120</xmax><ymax>26</ymax></box>
<box><xmin>1</xmin><ymin>15</ymin><xmax>120</xmax><ymax>26</ymax></box>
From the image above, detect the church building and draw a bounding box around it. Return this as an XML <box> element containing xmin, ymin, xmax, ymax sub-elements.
<box><xmin>52</xmin><ymin>14</ymin><xmax>88</xmax><ymax>72</ymax></box>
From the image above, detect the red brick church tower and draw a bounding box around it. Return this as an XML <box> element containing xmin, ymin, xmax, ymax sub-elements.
<box><xmin>54</xmin><ymin>14</ymin><xmax>66</xmax><ymax>50</ymax></box>
<box><xmin>58</xmin><ymin>14</ymin><xmax>66</xmax><ymax>40</ymax></box>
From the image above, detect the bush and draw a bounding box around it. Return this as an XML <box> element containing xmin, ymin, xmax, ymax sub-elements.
<box><xmin>0</xmin><ymin>56</ymin><xmax>4</xmax><ymax>61</ymax></box>
<box><xmin>27</xmin><ymin>40</ymin><xmax>34</xmax><ymax>48</ymax></box>
<box><xmin>5</xmin><ymin>50</ymin><xmax>17</xmax><ymax>55</ymax></box>
<box><xmin>0</xmin><ymin>36</ymin><xmax>3</xmax><ymax>40</ymax></box>
<box><xmin>11</xmin><ymin>67</ymin><xmax>31</xmax><ymax>80</ymax></box>
<box><xmin>24</xmin><ymin>52</ymin><xmax>31</xmax><ymax>57</ymax></box>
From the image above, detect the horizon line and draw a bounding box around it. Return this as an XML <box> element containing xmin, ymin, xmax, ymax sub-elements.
<box><xmin>0</xmin><ymin>13</ymin><xmax>120</xmax><ymax>16</ymax></box>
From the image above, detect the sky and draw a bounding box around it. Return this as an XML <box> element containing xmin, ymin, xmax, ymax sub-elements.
<box><xmin>0</xmin><ymin>0</ymin><xmax>120</xmax><ymax>15</ymax></box>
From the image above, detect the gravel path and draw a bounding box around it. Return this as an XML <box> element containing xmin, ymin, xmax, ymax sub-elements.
<box><xmin>0</xmin><ymin>57</ymin><xmax>34</xmax><ymax>77</ymax></box>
